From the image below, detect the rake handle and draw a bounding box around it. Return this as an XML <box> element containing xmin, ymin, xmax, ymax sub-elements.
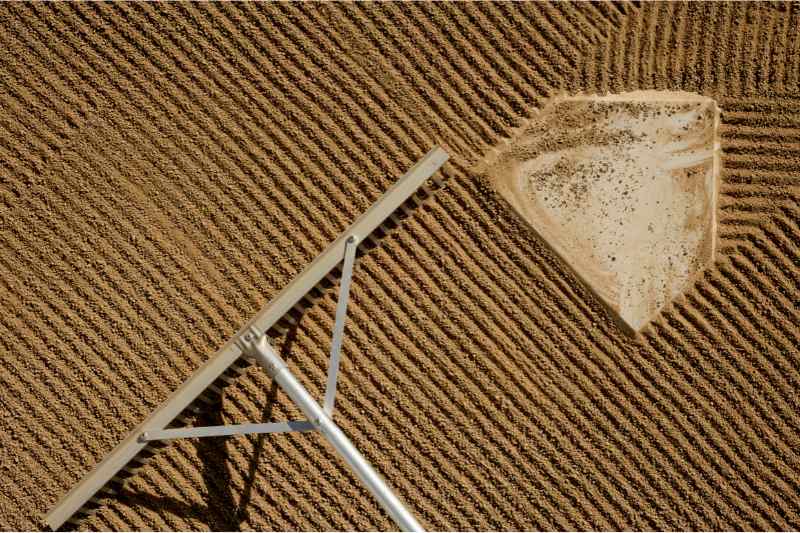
<box><xmin>248</xmin><ymin>334</ymin><xmax>424</xmax><ymax>532</ymax></box>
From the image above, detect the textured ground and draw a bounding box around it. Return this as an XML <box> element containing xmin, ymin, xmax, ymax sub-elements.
<box><xmin>0</xmin><ymin>2</ymin><xmax>799</xmax><ymax>530</ymax></box>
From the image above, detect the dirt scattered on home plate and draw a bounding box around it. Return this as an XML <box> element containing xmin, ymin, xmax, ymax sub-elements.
<box><xmin>485</xmin><ymin>91</ymin><xmax>720</xmax><ymax>333</ymax></box>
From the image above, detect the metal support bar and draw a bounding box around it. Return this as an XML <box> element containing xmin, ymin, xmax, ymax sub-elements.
<box><xmin>245</xmin><ymin>334</ymin><xmax>423</xmax><ymax>532</ymax></box>
<box><xmin>324</xmin><ymin>234</ymin><xmax>358</xmax><ymax>415</ymax></box>
<box><xmin>139</xmin><ymin>420</ymin><xmax>315</xmax><ymax>442</ymax></box>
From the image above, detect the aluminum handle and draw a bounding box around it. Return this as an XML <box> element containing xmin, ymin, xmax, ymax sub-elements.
<box><xmin>249</xmin><ymin>335</ymin><xmax>423</xmax><ymax>532</ymax></box>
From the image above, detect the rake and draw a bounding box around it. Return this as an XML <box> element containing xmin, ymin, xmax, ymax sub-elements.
<box><xmin>45</xmin><ymin>147</ymin><xmax>449</xmax><ymax>532</ymax></box>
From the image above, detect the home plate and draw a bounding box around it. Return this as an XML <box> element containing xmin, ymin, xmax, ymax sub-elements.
<box><xmin>484</xmin><ymin>91</ymin><xmax>720</xmax><ymax>333</ymax></box>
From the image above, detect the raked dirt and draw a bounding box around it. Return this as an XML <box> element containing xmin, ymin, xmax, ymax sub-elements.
<box><xmin>0</xmin><ymin>2</ymin><xmax>799</xmax><ymax>530</ymax></box>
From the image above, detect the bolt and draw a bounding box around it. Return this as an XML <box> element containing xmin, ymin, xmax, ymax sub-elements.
<box><xmin>346</xmin><ymin>235</ymin><xmax>357</xmax><ymax>244</ymax></box>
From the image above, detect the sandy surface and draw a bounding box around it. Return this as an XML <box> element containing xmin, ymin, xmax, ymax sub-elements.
<box><xmin>485</xmin><ymin>91</ymin><xmax>720</xmax><ymax>332</ymax></box>
<box><xmin>0</xmin><ymin>2</ymin><xmax>799</xmax><ymax>530</ymax></box>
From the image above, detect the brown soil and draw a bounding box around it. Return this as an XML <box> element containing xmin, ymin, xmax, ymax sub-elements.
<box><xmin>0</xmin><ymin>2</ymin><xmax>798</xmax><ymax>530</ymax></box>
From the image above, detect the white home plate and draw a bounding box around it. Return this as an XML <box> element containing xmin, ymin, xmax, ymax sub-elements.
<box><xmin>485</xmin><ymin>91</ymin><xmax>720</xmax><ymax>333</ymax></box>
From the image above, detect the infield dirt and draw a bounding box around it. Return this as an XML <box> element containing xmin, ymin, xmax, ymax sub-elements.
<box><xmin>1</xmin><ymin>2</ymin><xmax>799</xmax><ymax>531</ymax></box>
